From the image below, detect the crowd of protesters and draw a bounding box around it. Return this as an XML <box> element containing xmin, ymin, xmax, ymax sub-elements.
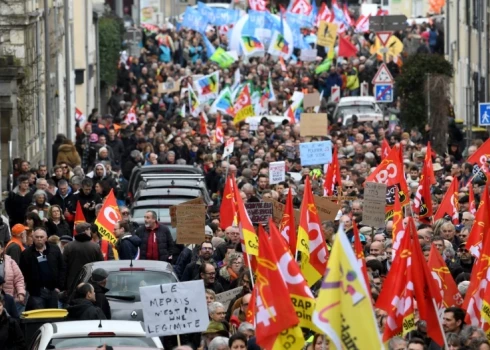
<box><xmin>0</xmin><ymin>13</ymin><xmax>487</xmax><ymax>350</ymax></box>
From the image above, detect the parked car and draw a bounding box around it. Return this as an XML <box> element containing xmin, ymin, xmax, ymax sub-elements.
<box><xmin>332</xmin><ymin>96</ymin><xmax>383</xmax><ymax>126</ymax></box>
<box><xmin>136</xmin><ymin>177</ymin><xmax>213</xmax><ymax>205</ymax></box>
<box><xmin>127</xmin><ymin>165</ymin><xmax>204</xmax><ymax>201</ymax></box>
<box><xmin>70</xmin><ymin>260</ymin><xmax>178</xmax><ymax>322</ymax></box>
<box><xmin>28</xmin><ymin>320</ymin><xmax>163</xmax><ymax>349</ymax></box>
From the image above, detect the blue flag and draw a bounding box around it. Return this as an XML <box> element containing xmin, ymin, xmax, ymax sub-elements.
<box><xmin>182</xmin><ymin>7</ymin><xmax>208</xmax><ymax>34</ymax></box>
<box><xmin>202</xmin><ymin>35</ymin><xmax>216</xmax><ymax>59</ymax></box>
<box><xmin>211</xmin><ymin>8</ymin><xmax>240</xmax><ymax>26</ymax></box>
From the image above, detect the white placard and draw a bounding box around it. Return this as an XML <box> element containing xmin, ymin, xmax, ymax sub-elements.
<box><xmin>269</xmin><ymin>161</ymin><xmax>286</xmax><ymax>184</ymax></box>
<box><xmin>223</xmin><ymin>138</ymin><xmax>234</xmax><ymax>158</ymax></box>
<box><xmin>248</xmin><ymin>118</ymin><xmax>259</xmax><ymax>131</ymax></box>
<box><xmin>140</xmin><ymin>280</ymin><xmax>209</xmax><ymax>337</ymax></box>
<box><xmin>215</xmin><ymin>287</ymin><xmax>243</xmax><ymax>309</ymax></box>
<box><xmin>300</xmin><ymin>48</ymin><xmax>318</xmax><ymax>62</ymax></box>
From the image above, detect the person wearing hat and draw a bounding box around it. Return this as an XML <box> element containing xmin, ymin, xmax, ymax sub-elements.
<box><xmin>89</xmin><ymin>268</ymin><xmax>111</xmax><ymax>320</ymax></box>
<box><xmin>59</xmin><ymin>235</ymin><xmax>72</xmax><ymax>253</ymax></box>
<box><xmin>19</xmin><ymin>227</ymin><xmax>64</xmax><ymax>311</ymax></box>
<box><xmin>63</xmin><ymin>222</ymin><xmax>103</xmax><ymax>293</ymax></box>
<box><xmin>201</xmin><ymin>321</ymin><xmax>229</xmax><ymax>348</ymax></box>
<box><xmin>5</xmin><ymin>224</ymin><xmax>27</xmax><ymax>265</ymax></box>
<box><xmin>181</xmin><ymin>240</ymin><xmax>217</xmax><ymax>282</ymax></box>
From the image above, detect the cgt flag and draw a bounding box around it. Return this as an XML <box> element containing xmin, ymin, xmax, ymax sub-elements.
<box><xmin>73</xmin><ymin>200</ymin><xmax>87</xmax><ymax>236</ymax></box>
<box><xmin>232</xmin><ymin>175</ymin><xmax>259</xmax><ymax>256</ymax></box>
<box><xmin>94</xmin><ymin>189</ymin><xmax>121</xmax><ymax>246</ymax></box>
<box><xmin>323</xmin><ymin>145</ymin><xmax>341</xmax><ymax>196</ymax></box>
<box><xmin>466</xmin><ymin>184</ymin><xmax>490</xmax><ymax>258</ymax></box>
<box><xmin>313</xmin><ymin>224</ymin><xmax>382</xmax><ymax>349</ymax></box>
<box><xmin>433</xmin><ymin>177</ymin><xmax>459</xmax><ymax>224</ymax></box>
<box><xmin>279</xmin><ymin>189</ymin><xmax>297</xmax><ymax>256</ymax></box>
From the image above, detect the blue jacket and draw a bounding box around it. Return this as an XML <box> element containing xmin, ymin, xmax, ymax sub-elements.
<box><xmin>324</xmin><ymin>72</ymin><xmax>343</xmax><ymax>97</ymax></box>
<box><xmin>116</xmin><ymin>234</ymin><xmax>141</xmax><ymax>260</ymax></box>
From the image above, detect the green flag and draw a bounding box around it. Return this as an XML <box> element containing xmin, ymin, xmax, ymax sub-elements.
<box><xmin>210</xmin><ymin>48</ymin><xmax>236</xmax><ymax>69</ymax></box>
<box><xmin>315</xmin><ymin>58</ymin><xmax>332</xmax><ymax>75</ymax></box>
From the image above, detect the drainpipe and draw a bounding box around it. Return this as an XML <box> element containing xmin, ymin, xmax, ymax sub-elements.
<box><xmin>64</xmin><ymin>0</ymin><xmax>72</xmax><ymax>140</ymax></box>
<box><xmin>85</xmin><ymin>0</ymin><xmax>90</xmax><ymax>119</ymax></box>
<box><xmin>44</xmin><ymin>0</ymin><xmax>53</xmax><ymax>167</ymax></box>
<box><xmin>94</xmin><ymin>12</ymin><xmax>101</xmax><ymax>111</ymax></box>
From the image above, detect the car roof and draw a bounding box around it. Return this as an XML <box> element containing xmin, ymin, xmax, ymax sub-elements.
<box><xmin>136</xmin><ymin>188</ymin><xmax>202</xmax><ymax>197</ymax></box>
<box><xmin>84</xmin><ymin>260</ymin><xmax>173</xmax><ymax>272</ymax></box>
<box><xmin>51</xmin><ymin>320</ymin><xmax>146</xmax><ymax>337</ymax></box>
<box><xmin>141</xmin><ymin>178</ymin><xmax>205</xmax><ymax>187</ymax></box>
<box><xmin>338</xmin><ymin>96</ymin><xmax>376</xmax><ymax>105</ymax></box>
<box><xmin>131</xmin><ymin>199</ymin><xmax>187</xmax><ymax>207</ymax></box>
<box><xmin>131</xmin><ymin>165</ymin><xmax>203</xmax><ymax>177</ymax></box>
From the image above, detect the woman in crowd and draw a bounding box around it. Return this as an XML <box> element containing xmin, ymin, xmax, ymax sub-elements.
<box><xmin>218</xmin><ymin>252</ymin><xmax>243</xmax><ymax>291</ymax></box>
<box><xmin>0</xmin><ymin>242</ymin><xmax>26</xmax><ymax>308</ymax></box>
<box><xmin>45</xmin><ymin>205</ymin><xmax>71</xmax><ymax>238</ymax></box>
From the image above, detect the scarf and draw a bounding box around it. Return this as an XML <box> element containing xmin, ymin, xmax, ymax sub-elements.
<box><xmin>227</xmin><ymin>267</ymin><xmax>238</xmax><ymax>281</ymax></box>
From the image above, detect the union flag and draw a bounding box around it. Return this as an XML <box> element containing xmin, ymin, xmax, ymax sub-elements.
<box><xmin>433</xmin><ymin>177</ymin><xmax>459</xmax><ymax>224</ymax></box>
<box><xmin>466</xmin><ymin>184</ymin><xmax>489</xmax><ymax>258</ymax></box>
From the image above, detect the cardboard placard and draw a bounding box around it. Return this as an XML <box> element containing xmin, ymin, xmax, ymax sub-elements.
<box><xmin>244</xmin><ymin>202</ymin><xmax>273</xmax><ymax>224</ymax></box>
<box><xmin>215</xmin><ymin>287</ymin><xmax>243</xmax><ymax>309</ymax></box>
<box><xmin>176</xmin><ymin>204</ymin><xmax>206</xmax><ymax>244</ymax></box>
<box><xmin>363</xmin><ymin>182</ymin><xmax>387</xmax><ymax>228</ymax></box>
<box><xmin>299</xmin><ymin>140</ymin><xmax>332</xmax><ymax>166</ymax></box>
<box><xmin>364</xmin><ymin>182</ymin><xmax>387</xmax><ymax>203</ymax></box>
<box><xmin>158</xmin><ymin>79</ymin><xmax>181</xmax><ymax>94</ymax></box>
<box><xmin>263</xmin><ymin>198</ymin><xmax>300</xmax><ymax>226</ymax></box>
<box><xmin>269</xmin><ymin>161</ymin><xmax>286</xmax><ymax>185</ymax></box>
<box><xmin>313</xmin><ymin>195</ymin><xmax>341</xmax><ymax>222</ymax></box>
<box><xmin>170</xmin><ymin>197</ymin><xmax>204</xmax><ymax>227</ymax></box>
<box><xmin>300</xmin><ymin>113</ymin><xmax>328</xmax><ymax>137</ymax></box>
<box><xmin>303</xmin><ymin>92</ymin><xmax>321</xmax><ymax>108</ymax></box>
<box><xmin>140</xmin><ymin>280</ymin><xmax>209</xmax><ymax>336</ymax></box>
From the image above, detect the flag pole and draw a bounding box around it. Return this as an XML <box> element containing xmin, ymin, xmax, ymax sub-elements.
<box><xmin>432</xmin><ymin>299</ymin><xmax>449</xmax><ymax>349</ymax></box>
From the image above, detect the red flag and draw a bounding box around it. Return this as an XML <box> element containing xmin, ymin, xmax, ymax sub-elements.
<box><xmin>428</xmin><ymin>245</ymin><xmax>464</xmax><ymax>308</ymax></box>
<box><xmin>338</xmin><ymin>35</ymin><xmax>358</xmax><ymax>58</ymax></box>
<box><xmin>342</xmin><ymin>4</ymin><xmax>354</xmax><ymax>26</ymax></box>
<box><xmin>73</xmin><ymin>201</ymin><xmax>87</xmax><ymax>236</ymax></box>
<box><xmin>124</xmin><ymin>101</ymin><xmax>138</xmax><ymax>124</ymax></box>
<box><xmin>323</xmin><ymin>145</ymin><xmax>341</xmax><ymax>196</ymax></box>
<box><xmin>381</xmin><ymin>139</ymin><xmax>391</xmax><ymax>159</ymax></box>
<box><xmin>366</xmin><ymin>145</ymin><xmax>409</xmax><ymax>216</ymax></box>
<box><xmin>280</xmin><ymin>189</ymin><xmax>297</xmax><ymax>256</ymax></box>
<box><xmin>215</xmin><ymin>113</ymin><xmax>224</xmax><ymax>143</ymax></box>
<box><xmin>413</xmin><ymin>144</ymin><xmax>434</xmax><ymax>224</ymax></box>
<box><xmin>353</xmin><ymin>221</ymin><xmax>370</xmax><ymax>295</ymax></box>
<box><xmin>469</xmin><ymin>183</ymin><xmax>477</xmax><ymax>215</ymax></box>
<box><xmin>254</xmin><ymin>225</ymin><xmax>300</xmax><ymax>349</ymax></box>
<box><xmin>391</xmin><ymin>187</ymin><xmax>404</xmax><ymax>245</ymax></box>
<box><xmin>200</xmin><ymin>112</ymin><xmax>210</xmax><ymax>136</ymax></box>
<box><xmin>409</xmin><ymin>218</ymin><xmax>445</xmax><ymax>347</ymax></box>
<box><xmin>94</xmin><ymin>189</ymin><xmax>121</xmax><ymax>245</ymax></box>
<box><xmin>467</xmin><ymin>138</ymin><xmax>490</xmax><ymax>173</ymax></box>
<box><xmin>285</xmin><ymin>105</ymin><xmax>296</xmax><ymax>124</ymax></box>
<box><xmin>354</xmin><ymin>14</ymin><xmax>370</xmax><ymax>33</ymax></box>
<box><xmin>232</xmin><ymin>175</ymin><xmax>259</xmax><ymax>256</ymax></box>
<box><xmin>219</xmin><ymin>177</ymin><xmax>237</xmax><ymax>229</ymax></box>
<box><xmin>433</xmin><ymin>177</ymin><xmax>459</xmax><ymax>224</ymax></box>
<box><xmin>248</xmin><ymin>0</ymin><xmax>267</xmax><ymax>11</ymax></box>
<box><xmin>466</xmin><ymin>184</ymin><xmax>489</xmax><ymax>258</ymax></box>
<box><xmin>316</xmin><ymin>3</ymin><xmax>334</xmax><ymax>25</ymax></box>
<box><xmin>290</xmin><ymin>0</ymin><xmax>312</xmax><ymax>15</ymax></box>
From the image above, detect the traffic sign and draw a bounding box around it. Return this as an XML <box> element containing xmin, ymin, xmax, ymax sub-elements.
<box><xmin>479</xmin><ymin>103</ymin><xmax>490</xmax><ymax>126</ymax></box>
<box><xmin>376</xmin><ymin>31</ymin><xmax>393</xmax><ymax>47</ymax></box>
<box><xmin>375</xmin><ymin>84</ymin><xmax>393</xmax><ymax>103</ymax></box>
<box><xmin>372</xmin><ymin>63</ymin><xmax>394</xmax><ymax>84</ymax></box>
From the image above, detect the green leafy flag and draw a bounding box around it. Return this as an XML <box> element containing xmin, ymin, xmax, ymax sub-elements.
<box><xmin>315</xmin><ymin>58</ymin><xmax>333</xmax><ymax>75</ymax></box>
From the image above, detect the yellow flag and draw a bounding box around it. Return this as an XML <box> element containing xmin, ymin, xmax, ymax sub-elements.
<box><xmin>272</xmin><ymin>326</ymin><xmax>305</xmax><ymax>350</ymax></box>
<box><xmin>313</xmin><ymin>225</ymin><xmax>383</xmax><ymax>349</ymax></box>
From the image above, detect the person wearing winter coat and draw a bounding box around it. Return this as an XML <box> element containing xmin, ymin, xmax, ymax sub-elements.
<box><xmin>135</xmin><ymin>211</ymin><xmax>174</xmax><ymax>262</ymax></box>
<box><xmin>88</xmin><ymin>268</ymin><xmax>111</xmax><ymax>319</ymax></box>
<box><xmin>5</xmin><ymin>175</ymin><xmax>33</xmax><ymax>227</ymax></box>
<box><xmin>69</xmin><ymin>178</ymin><xmax>102</xmax><ymax>223</ymax></box>
<box><xmin>67</xmin><ymin>283</ymin><xmax>106</xmax><ymax>321</ymax></box>
<box><xmin>114</xmin><ymin>221</ymin><xmax>141</xmax><ymax>260</ymax></box>
<box><xmin>45</xmin><ymin>205</ymin><xmax>71</xmax><ymax>238</ymax></box>
<box><xmin>0</xmin><ymin>243</ymin><xmax>26</xmax><ymax>307</ymax></box>
<box><xmin>56</xmin><ymin>139</ymin><xmax>81</xmax><ymax>168</ymax></box>
<box><xmin>0</xmin><ymin>294</ymin><xmax>27</xmax><ymax>350</ymax></box>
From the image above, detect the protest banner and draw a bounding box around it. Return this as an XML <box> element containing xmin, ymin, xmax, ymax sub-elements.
<box><xmin>140</xmin><ymin>280</ymin><xmax>209</xmax><ymax>336</ymax></box>
<box><xmin>299</xmin><ymin>141</ymin><xmax>332</xmax><ymax>166</ymax></box>
<box><xmin>303</xmin><ymin>92</ymin><xmax>321</xmax><ymax>108</ymax></box>
<box><xmin>176</xmin><ymin>204</ymin><xmax>206</xmax><ymax>244</ymax></box>
<box><xmin>300</xmin><ymin>49</ymin><xmax>318</xmax><ymax>62</ymax></box>
<box><xmin>215</xmin><ymin>287</ymin><xmax>243</xmax><ymax>309</ymax></box>
<box><xmin>317</xmin><ymin>21</ymin><xmax>338</xmax><ymax>48</ymax></box>
<box><xmin>244</xmin><ymin>202</ymin><xmax>273</xmax><ymax>224</ymax></box>
<box><xmin>170</xmin><ymin>197</ymin><xmax>204</xmax><ymax>227</ymax></box>
<box><xmin>158</xmin><ymin>79</ymin><xmax>181</xmax><ymax>94</ymax></box>
<box><xmin>363</xmin><ymin>182</ymin><xmax>387</xmax><ymax>228</ymax></box>
<box><xmin>313</xmin><ymin>195</ymin><xmax>342</xmax><ymax>222</ymax></box>
<box><xmin>300</xmin><ymin>113</ymin><xmax>328</xmax><ymax>136</ymax></box>
<box><xmin>269</xmin><ymin>161</ymin><xmax>286</xmax><ymax>184</ymax></box>
<box><xmin>264</xmin><ymin>198</ymin><xmax>301</xmax><ymax>226</ymax></box>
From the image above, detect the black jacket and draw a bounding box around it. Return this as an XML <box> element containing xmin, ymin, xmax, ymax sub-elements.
<box><xmin>106</xmin><ymin>138</ymin><xmax>125</xmax><ymax>165</ymax></box>
<box><xmin>181</xmin><ymin>258</ymin><xmax>217</xmax><ymax>282</ymax></box>
<box><xmin>5</xmin><ymin>190</ymin><xmax>33</xmax><ymax>227</ymax></box>
<box><xmin>0</xmin><ymin>311</ymin><xmax>26</xmax><ymax>350</ymax></box>
<box><xmin>67</xmin><ymin>298</ymin><xmax>107</xmax><ymax>321</ymax></box>
<box><xmin>49</xmin><ymin>191</ymin><xmax>75</xmax><ymax>213</ymax></box>
<box><xmin>116</xmin><ymin>234</ymin><xmax>141</xmax><ymax>260</ymax></box>
<box><xmin>69</xmin><ymin>189</ymin><xmax>102</xmax><ymax>223</ymax></box>
<box><xmin>90</xmin><ymin>282</ymin><xmax>111</xmax><ymax>320</ymax></box>
<box><xmin>135</xmin><ymin>223</ymin><xmax>175</xmax><ymax>262</ymax></box>
<box><xmin>19</xmin><ymin>243</ymin><xmax>65</xmax><ymax>296</ymax></box>
<box><xmin>122</xmin><ymin>158</ymin><xmax>139</xmax><ymax>181</ymax></box>
<box><xmin>63</xmin><ymin>234</ymin><xmax>104</xmax><ymax>292</ymax></box>
<box><xmin>45</xmin><ymin>219</ymin><xmax>71</xmax><ymax>238</ymax></box>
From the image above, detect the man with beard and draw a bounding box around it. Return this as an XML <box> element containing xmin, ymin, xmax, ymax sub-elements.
<box><xmin>181</xmin><ymin>241</ymin><xmax>217</xmax><ymax>282</ymax></box>
<box><xmin>198</xmin><ymin>262</ymin><xmax>223</xmax><ymax>294</ymax></box>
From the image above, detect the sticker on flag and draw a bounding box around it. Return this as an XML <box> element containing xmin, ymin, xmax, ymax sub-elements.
<box><xmin>269</xmin><ymin>161</ymin><xmax>286</xmax><ymax>184</ymax></box>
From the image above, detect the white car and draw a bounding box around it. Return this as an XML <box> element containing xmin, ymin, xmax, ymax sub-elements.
<box><xmin>29</xmin><ymin>320</ymin><xmax>163</xmax><ymax>350</ymax></box>
<box><xmin>332</xmin><ymin>96</ymin><xmax>384</xmax><ymax>126</ymax></box>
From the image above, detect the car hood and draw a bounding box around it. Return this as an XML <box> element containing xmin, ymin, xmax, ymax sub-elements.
<box><xmin>109</xmin><ymin>299</ymin><xmax>144</xmax><ymax>321</ymax></box>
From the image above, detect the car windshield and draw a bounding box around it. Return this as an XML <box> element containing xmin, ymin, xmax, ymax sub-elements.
<box><xmin>337</xmin><ymin>104</ymin><xmax>377</xmax><ymax>117</ymax></box>
<box><xmin>51</xmin><ymin>337</ymin><xmax>158</xmax><ymax>349</ymax></box>
<box><xmin>105</xmin><ymin>271</ymin><xmax>177</xmax><ymax>302</ymax></box>
<box><xmin>132</xmin><ymin>208</ymin><xmax>170</xmax><ymax>219</ymax></box>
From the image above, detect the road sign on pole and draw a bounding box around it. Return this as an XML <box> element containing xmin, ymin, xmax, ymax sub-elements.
<box><xmin>331</xmin><ymin>85</ymin><xmax>340</xmax><ymax>103</ymax></box>
<box><xmin>375</xmin><ymin>84</ymin><xmax>393</xmax><ymax>103</ymax></box>
<box><xmin>479</xmin><ymin>103</ymin><xmax>490</xmax><ymax>126</ymax></box>
<box><xmin>376</xmin><ymin>31</ymin><xmax>393</xmax><ymax>47</ymax></box>
<box><xmin>372</xmin><ymin>63</ymin><xmax>394</xmax><ymax>84</ymax></box>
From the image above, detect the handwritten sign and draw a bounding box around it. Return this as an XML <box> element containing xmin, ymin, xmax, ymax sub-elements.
<box><xmin>300</xmin><ymin>48</ymin><xmax>318</xmax><ymax>62</ymax></box>
<box><xmin>313</xmin><ymin>196</ymin><xmax>341</xmax><ymax>222</ymax></box>
<box><xmin>300</xmin><ymin>113</ymin><xmax>328</xmax><ymax>136</ymax></box>
<box><xmin>263</xmin><ymin>198</ymin><xmax>300</xmax><ymax>226</ymax></box>
<box><xmin>244</xmin><ymin>202</ymin><xmax>273</xmax><ymax>224</ymax></box>
<box><xmin>140</xmin><ymin>280</ymin><xmax>209</xmax><ymax>336</ymax></box>
<box><xmin>176</xmin><ymin>205</ymin><xmax>206</xmax><ymax>244</ymax></box>
<box><xmin>299</xmin><ymin>141</ymin><xmax>332</xmax><ymax>166</ymax></box>
<box><xmin>269</xmin><ymin>161</ymin><xmax>286</xmax><ymax>185</ymax></box>
<box><xmin>215</xmin><ymin>287</ymin><xmax>243</xmax><ymax>309</ymax></box>
<box><xmin>170</xmin><ymin>197</ymin><xmax>204</xmax><ymax>227</ymax></box>
<box><xmin>363</xmin><ymin>182</ymin><xmax>387</xmax><ymax>228</ymax></box>
<box><xmin>303</xmin><ymin>92</ymin><xmax>321</xmax><ymax>108</ymax></box>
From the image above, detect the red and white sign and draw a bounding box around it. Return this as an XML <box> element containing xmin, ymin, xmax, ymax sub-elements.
<box><xmin>290</xmin><ymin>0</ymin><xmax>312</xmax><ymax>16</ymax></box>
<box><xmin>331</xmin><ymin>85</ymin><xmax>340</xmax><ymax>103</ymax></box>
<box><xmin>75</xmin><ymin>107</ymin><xmax>86</xmax><ymax>126</ymax></box>
<box><xmin>360</xmin><ymin>81</ymin><xmax>370</xmax><ymax>96</ymax></box>
<box><xmin>223</xmin><ymin>138</ymin><xmax>234</xmax><ymax>158</ymax></box>
<box><xmin>376</xmin><ymin>31</ymin><xmax>393</xmax><ymax>47</ymax></box>
<box><xmin>372</xmin><ymin>63</ymin><xmax>394</xmax><ymax>84</ymax></box>
<box><xmin>248</xmin><ymin>0</ymin><xmax>267</xmax><ymax>11</ymax></box>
